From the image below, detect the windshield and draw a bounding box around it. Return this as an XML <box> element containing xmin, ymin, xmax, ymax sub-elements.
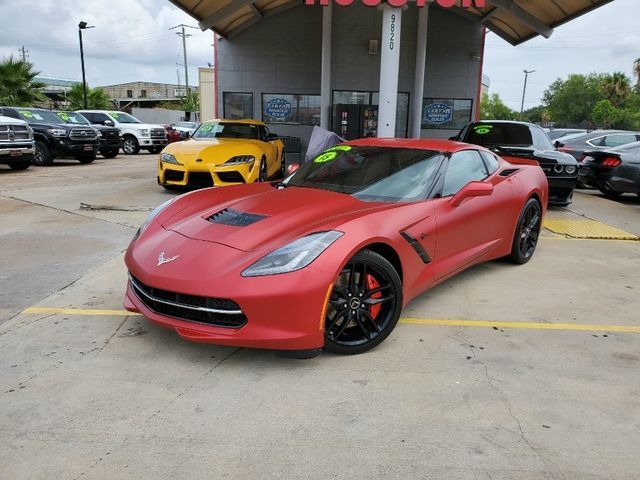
<box><xmin>285</xmin><ymin>146</ymin><xmax>444</xmax><ymax>203</ymax></box>
<box><xmin>55</xmin><ymin>112</ymin><xmax>90</xmax><ymax>125</ymax></box>
<box><xmin>463</xmin><ymin>123</ymin><xmax>533</xmax><ymax>147</ymax></box>
<box><xmin>16</xmin><ymin>109</ymin><xmax>64</xmax><ymax>125</ymax></box>
<box><xmin>109</xmin><ymin>111</ymin><xmax>141</xmax><ymax>124</ymax></box>
<box><xmin>175</xmin><ymin>122</ymin><xmax>197</xmax><ymax>129</ymax></box>
<box><xmin>192</xmin><ymin>122</ymin><xmax>259</xmax><ymax>140</ymax></box>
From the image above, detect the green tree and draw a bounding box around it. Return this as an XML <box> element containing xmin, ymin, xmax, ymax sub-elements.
<box><xmin>633</xmin><ymin>58</ymin><xmax>640</xmax><ymax>93</ymax></box>
<box><xmin>180</xmin><ymin>91</ymin><xmax>199</xmax><ymax>112</ymax></box>
<box><xmin>601</xmin><ymin>72</ymin><xmax>631</xmax><ymax>107</ymax></box>
<box><xmin>66</xmin><ymin>83</ymin><xmax>113</xmax><ymax>110</ymax></box>
<box><xmin>479</xmin><ymin>93</ymin><xmax>517</xmax><ymax>121</ymax></box>
<box><xmin>542</xmin><ymin>73</ymin><xmax>606</xmax><ymax>126</ymax></box>
<box><xmin>591</xmin><ymin>99</ymin><xmax>622</xmax><ymax>128</ymax></box>
<box><xmin>0</xmin><ymin>56</ymin><xmax>46</xmax><ymax>106</ymax></box>
<box><xmin>521</xmin><ymin>105</ymin><xmax>547</xmax><ymax>124</ymax></box>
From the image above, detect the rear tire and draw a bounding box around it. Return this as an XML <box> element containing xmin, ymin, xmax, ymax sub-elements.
<box><xmin>507</xmin><ymin>198</ymin><xmax>542</xmax><ymax>264</ymax></box>
<box><xmin>324</xmin><ymin>249</ymin><xmax>403</xmax><ymax>355</ymax></box>
<box><xmin>8</xmin><ymin>160</ymin><xmax>30</xmax><ymax>170</ymax></box>
<box><xmin>33</xmin><ymin>141</ymin><xmax>53</xmax><ymax>166</ymax></box>
<box><xmin>598</xmin><ymin>185</ymin><xmax>622</xmax><ymax>199</ymax></box>
<box><xmin>122</xmin><ymin>136</ymin><xmax>140</xmax><ymax>155</ymax></box>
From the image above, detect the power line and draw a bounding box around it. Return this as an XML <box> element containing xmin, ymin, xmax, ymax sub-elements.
<box><xmin>170</xmin><ymin>24</ymin><xmax>198</xmax><ymax>93</ymax></box>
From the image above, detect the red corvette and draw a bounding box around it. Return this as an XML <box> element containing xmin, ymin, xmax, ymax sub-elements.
<box><xmin>124</xmin><ymin>139</ymin><xmax>547</xmax><ymax>356</ymax></box>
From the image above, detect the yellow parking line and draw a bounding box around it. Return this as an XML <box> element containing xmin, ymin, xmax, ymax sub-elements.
<box><xmin>540</xmin><ymin>236</ymin><xmax>640</xmax><ymax>244</ymax></box>
<box><xmin>22</xmin><ymin>307</ymin><xmax>142</xmax><ymax>316</ymax></box>
<box><xmin>21</xmin><ymin>307</ymin><xmax>640</xmax><ymax>334</ymax></box>
<box><xmin>400</xmin><ymin>317</ymin><xmax>640</xmax><ymax>333</ymax></box>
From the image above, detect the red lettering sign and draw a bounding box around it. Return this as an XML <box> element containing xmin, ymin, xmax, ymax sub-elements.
<box><xmin>305</xmin><ymin>0</ymin><xmax>487</xmax><ymax>7</ymax></box>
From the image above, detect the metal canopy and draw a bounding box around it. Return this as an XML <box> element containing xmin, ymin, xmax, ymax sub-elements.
<box><xmin>168</xmin><ymin>0</ymin><xmax>613</xmax><ymax>45</ymax></box>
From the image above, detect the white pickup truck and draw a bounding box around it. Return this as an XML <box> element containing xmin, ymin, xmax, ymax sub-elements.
<box><xmin>77</xmin><ymin>110</ymin><xmax>167</xmax><ymax>155</ymax></box>
<box><xmin>0</xmin><ymin>115</ymin><xmax>34</xmax><ymax>170</ymax></box>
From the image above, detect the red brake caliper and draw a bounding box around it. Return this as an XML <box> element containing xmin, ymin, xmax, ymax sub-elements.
<box><xmin>366</xmin><ymin>274</ymin><xmax>382</xmax><ymax>319</ymax></box>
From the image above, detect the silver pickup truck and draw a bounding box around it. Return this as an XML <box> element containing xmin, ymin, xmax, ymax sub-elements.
<box><xmin>0</xmin><ymin>115</ymin><xmax>34</xmax><ymax>170</ymax></box>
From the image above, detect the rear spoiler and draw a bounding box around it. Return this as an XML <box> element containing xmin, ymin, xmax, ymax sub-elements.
<box><xmin>499</xmin><ymin>155</ymin><xmax>539</xmax><ymax>167</ymax></box>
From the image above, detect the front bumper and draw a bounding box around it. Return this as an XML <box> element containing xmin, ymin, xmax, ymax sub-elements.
<box><xmin>124</xmin><ymin>229</ymin><xmax>332</xmax><ymax>351</ymax></box>
<box><xmin>139</xmin><ymin>137</ymin><xmax>168</xmax><ymax>147</ymax></box>
<box><xmin>546</xmin><ymin>175</ymin><xmax>578</xmax><ymax>206</ymax></box>
<box><xmin>158</xmin><ymin>160</ymin><xmax>258</xmax><ymax>188</ymax></box>
<box><xmin>52</xmin><ymin>139</ymin><xmax>99</xmax><ymax>157</ymax></box>
<box><xmin>99</xmin><ymin>138</ymin><xmax>122</xmax><ymax>151</ymax></box>
<box><xmin>0</xmin><ymin>144</ymin><xmax>34</xmax><ymax>163</ymax></box>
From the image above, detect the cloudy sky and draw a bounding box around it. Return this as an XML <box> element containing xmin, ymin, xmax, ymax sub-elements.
<box><xmin>0</xmin><ymin>0</ymin><xmax>637</xmax><ymax>110</ymax></box>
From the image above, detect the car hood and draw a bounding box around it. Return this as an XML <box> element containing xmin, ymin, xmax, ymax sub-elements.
<box><xmin>122</xmin><ymin>123</ymin><xmax>164</xmax><ymax>130</ymax></box>
<box><xmin>160</xmin><ymin>184</ymin><xmax>395</xmax><ymax>253</ymax></box>
<box><xmin>163</xmin><ymin>138</ymin><xmax>267</xmax><ymax>166</ymax></box>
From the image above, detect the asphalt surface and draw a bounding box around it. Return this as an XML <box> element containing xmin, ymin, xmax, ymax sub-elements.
<box><xmin>1</xmin><ymin>154</ymin><xmax>639</xmax><ymax>479</ymax></box>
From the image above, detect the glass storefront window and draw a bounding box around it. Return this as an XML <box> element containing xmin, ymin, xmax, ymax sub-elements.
<box><xmin>223</xmin><ymin>92</ymin><xmax>253</xmax><ymax>120</ymax></box>
<box><xmin>262</xmin><ymin>94</ymin><xmax>321</xmax><ymax>125</ymax></box>
<box><xmin>421</xmin><ymin>98</ymin><xmax>473</xmax><ymax>130</ymax></box>
<box><xmin>333</xmin><ymin>90</ymin><xmax>410</xmax><ymax>138</ymax></box>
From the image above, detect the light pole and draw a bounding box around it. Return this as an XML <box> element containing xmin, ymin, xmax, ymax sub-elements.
<box><xmin>78</xmin><ymin>21</ymin><xmax>95</xmax><ymax>110</ymax></box>
<box><xmin>520</xmin><ymin>69</ymin><xmax>535</xmax><ymax>118</ymax></box>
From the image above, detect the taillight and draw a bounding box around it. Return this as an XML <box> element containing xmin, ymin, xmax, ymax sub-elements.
<box><xmin>600</xmin><ymin>157</ymin><xmax>622</xmax><ymax>167</ymax></box>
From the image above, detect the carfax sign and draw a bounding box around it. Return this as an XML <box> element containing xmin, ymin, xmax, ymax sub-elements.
<box><xmin>265</xmin><ymin>98</ymin><xmax>292</xmax><ymax>119</ymax></box>
<box><xmin>423</xmin><ymin>103</ymin><xmax>453</xmax><ymax>125</ymax></box>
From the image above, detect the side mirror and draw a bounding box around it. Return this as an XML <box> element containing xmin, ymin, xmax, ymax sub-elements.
<box><xmin>103</xmin><ymin>120</ymin><xmax>115</xmax><ymax>127</ymax></box>
<box><xmin>450</xmin><ymin>181</ymin><xmax>493</xmax><ymax>207</ymax></box>
<box><xmin>286</xmin><ymin>163</ymin><xmax>300</xmax><ymax>175</ymax></box>
<box><xmin>554</xmin><ymin>140</ymin><xmax>564</xmax><ymax>148</ymax></box>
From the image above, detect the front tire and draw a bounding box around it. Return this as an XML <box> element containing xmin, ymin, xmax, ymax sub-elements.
<box><xmin>76</xmin><ymin>153</ymin><xmax>96</xmax><ymax>164</ymax></box>
<box><xmin>148</xmin><ymin>146</ymin><xmax>163</xmax><ymax>154</ymax></box>
<box><xmin>122</xmin><ymin>136</ymin><xmax>140</xmax><ymax>155</ymax></box>
<box><xmin>507</xmin><ymin>197</ymin><xmax>542</xmax><ymax>264</ymax></box>
<box><xmin>101</xmin><ymin>149</ymin><xmax>119</xmax><ymax>159</ymax></box>
<box><xmin>324</xmin><ymin>249</ymin><xmax>403</xmax><ymax>355</ymax></box>
<box><xmin>33</xmin><ymin>141</ymin><xmax>54</xmax><ymax>166</ymax></box>
<box><xmin>8</xmin><ymin>160</ymin><xmax>31</xmax><ymax>170</ymax></box>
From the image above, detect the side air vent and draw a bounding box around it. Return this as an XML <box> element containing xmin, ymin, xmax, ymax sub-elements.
<box><xmin>400</xmin><ymin>231</ymin><xmax>431</xmax><ymax>264</ymax></box>
<box><xmin>208</xmin><ymin>208</ymin><xmax>267</xmax><ymax>226</ymax></box>
<box><xmin>499</xmin><ymin>168</ymin><xmax>519</xmax><ymax>177</ymax></box>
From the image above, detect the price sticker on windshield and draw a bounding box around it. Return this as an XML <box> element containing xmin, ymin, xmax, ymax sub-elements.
<box><xmin>473</xmin><ymin>125</ymin><xmax>494</xmax><ymax>135</ymax></box>
<box><xmin>314</xmin><ymin>151</ymin><xmax>339</xmax><ymax>164</ymax></box>
<box><xmin>199</xmin><ymin>124</ymin><xmax>214</xmax><ymax>132</ymax></box>
<box><xmin>57</xmin><ymin>112</ymin><xmax>70</xmax><ymax>121</ymax></box>
<box><xmin>325</xmin><ymin>145</ymin><xmax>352</xmax><ymax>153</ymax></box>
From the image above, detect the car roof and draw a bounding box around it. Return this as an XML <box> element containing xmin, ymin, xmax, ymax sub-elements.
<box><xmin>204</xmin><ymin>118</ymin><xmax>266</xmax><ymax>126</ymax></box>
<box><xmin>345</xmin><ymin>138</ymin><xmax>485</xmax><ymax>154</ymax></box>
<box><xmin>471</xmin><ymin>120</ymin><xmax>540</xmax><ymax>128</ymax></box>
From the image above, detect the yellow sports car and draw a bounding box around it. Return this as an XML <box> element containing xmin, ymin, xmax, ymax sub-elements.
<box><xmin>157</xmin><ymin>119</ymin><xmax>285</xmax><ymax>189</ymax></box>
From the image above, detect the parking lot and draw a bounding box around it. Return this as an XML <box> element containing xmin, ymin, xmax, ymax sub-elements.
<box><xmin>1</xmin><ymin>154</ymin><xmax>639</xmax><ymax>479</ymax></box>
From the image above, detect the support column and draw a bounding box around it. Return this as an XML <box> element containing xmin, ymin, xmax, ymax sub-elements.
<box><xmin>409</xmin><ymin>5</ymin><xmax>429</xmax><ymax>138</ymax></box>
<box><xmin>320</xmin><ymin>3</ymin><xmax>333</xmax><ymax>131</ymax></box>
<box><xmin>377</xmin><ymin>5</ymin><xmax>402</xmax><ymax>138</ymax></box>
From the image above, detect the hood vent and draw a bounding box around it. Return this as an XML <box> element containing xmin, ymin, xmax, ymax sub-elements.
<box><xmin>208</xmin><ymin>208</ymin><xmax>267</xmax><ymax>227</ymax></box>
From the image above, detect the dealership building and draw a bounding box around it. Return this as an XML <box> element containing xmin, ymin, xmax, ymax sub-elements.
<box><xmin>170</xmin><ymin>0</ymin><xmax>611</xmax><ymax>150</ymax></box>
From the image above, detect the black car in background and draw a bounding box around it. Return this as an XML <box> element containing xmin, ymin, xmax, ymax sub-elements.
<box><xmin>54</xmin><ymin>111</ymin><xmax>121</xmax><ymax>159</ymax></box>
<box><xmin>0</xmin><ymin>107</ymin><xmax>99</xmax><ymax>165</ymax></box>
<box><xmin>545</xmin><ymin>128</ymin><xmax>588</xmax><ymax>142</ymax></box>
<box><xmin>453</xmin><ymin>120</ymin><xmax>579</xmax><ymax>206</ymax></box>
<box><xmin>578</xmin><ymin>141</ymin><xmax>640</xmax><ymax>198</ymax></box>
<box><xmin>556</xmin><ymin>130</ymin><xmax>640</xmax><ymax>161</ymax></box>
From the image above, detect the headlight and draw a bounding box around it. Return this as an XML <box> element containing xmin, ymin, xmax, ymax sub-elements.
<box><xmin>47</xmin><ymin>128</ymin><xmax>66</xmax><ymax>137</ymax></box>
<box><xmin>139</xmin><ymin>129</ymin><xmax>150</xmax><ymax>137</ymax></box>
<box><xmin>27</xmin><ymin>127</ymin><xmax>34</xmax><ymax>140</ymax></box>
<box><xmin>161</xmin><ymin>153</ymin><xmax>181</xmax><ymax>165</ymax></box>
<box><xmin>565</xmin><ymin>165</ymin><xmax>577</xmax><ymax>175</ymax></box>
<box><xmin>225</xmin><ymin>155</ymin><xmax>255</xmax><ymax>166</ymax></box>
<box><xmin>97</xmin><ymin>130</ymin><xmax>103</xmax><ymax>137</ymax></box>
<box><xmin>241</xmin><ymin>231</ymin><xmax>343</xmax><ymax>277</ymax></box>
<box><xmin>133</xmin><ymin>198</ymin><xmax>175</xmax><ymax>241</ymax></box>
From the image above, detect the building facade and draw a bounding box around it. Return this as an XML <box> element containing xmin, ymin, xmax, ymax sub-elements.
<box><xmin>99</xmin><ymin>81</ymin><xmax>198</xmax><ymax>108</ymax></box>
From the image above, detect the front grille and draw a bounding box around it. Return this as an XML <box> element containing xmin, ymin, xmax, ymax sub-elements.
<box><xmin>101</xmin><ymin>129</ymin><xmax>119</xmax><ymax>139</ymax></box>
<box><xmin>129</xmin><ymin>274</ymin><xmax>247</xmax><ymax>328</ymax></box>
<box><xmin>188</xmin><ymin>172</ymin><xmax>214</xmax><ymax>187</ymax></box>
<box><xmin>217</xmin><ymin>171</ymin><xmax>246</xmax><ymax>183</ymax></box>
<box><xmin>0</xmin><ymin>124</ymin><xmax>30</xmax><ymax>142</ymax></box>
<box><xmin>70</xmin><ymin>128</ymin><xmax>98</xmax><ymax>141</ymax></box>
<box><xmin>165</xmin><ymin>170</ymin><xmax>184</xmax><ymax>182</ymax></box>
<box><xmin>151</xmin><ymin>128</ymin><xmax>166</xmax><ymax>139</ymax></box>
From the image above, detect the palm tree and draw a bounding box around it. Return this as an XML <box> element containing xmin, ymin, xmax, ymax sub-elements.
<box><xmin>66</xmin><ymin>83</ymin><xmax>114</xmax><ymax>110</ymax></box>
<box><xmin>601</xmin><ymin>72</ymin><xmax>631</xmax><ymax>107</ymax></box>
<box><xmin>633</xmin><ymin>58</ymin><xmax>640</xmax><ymax>89</ymax></box>
<box><xmin>0</xmin><ymin>56</ymin><xmax>46</xmax><ymax>106</ymax></box>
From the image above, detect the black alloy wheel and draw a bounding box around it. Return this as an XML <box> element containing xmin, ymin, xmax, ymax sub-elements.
<box><xmin>33</xmin><ymin>141</ymin><xmax>53</xmax><ymax>166</ymax></box>
<box><xmin>508</xmin><ymin>197</ymin><xmax>542</xmax><ymax>264</ymax></box>
<box><xmin>258</xmin><ymin>156</ymin><xmax>268</xmax><ymax>182</ymax></box>
<box><xmin>122</xmin><ymin>136</ymin><xmax>140</xmax><ymax>155</ymax></box>
<box><xmin>324</xmin><ymin>249</ymin><xmax>402</xmax><ymax>355</ymax></box>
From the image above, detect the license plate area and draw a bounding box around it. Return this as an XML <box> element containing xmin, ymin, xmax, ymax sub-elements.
<box><xmin>9</xmin><ymin>150</ymin><xmax>22</xmax><ymax>157</ymax></box>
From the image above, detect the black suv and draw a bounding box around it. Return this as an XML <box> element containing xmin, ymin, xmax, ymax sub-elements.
<box><xmin>54</xmin><ymin>111</ymin><xmax>121</xmax><ymax>159</ymax></box>
<box><xmin>453</xmin><ymin>120</ymin><xmax>579</xmax><ymax>206</ymax></box>
<box><xmin>0</xmin><ymin>107</ymin><xmax>99</xmax><ymax>165</ymax></box>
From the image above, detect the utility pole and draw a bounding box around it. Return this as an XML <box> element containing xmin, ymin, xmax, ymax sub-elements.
<box><xmin>170</xmin><ymin>24</ymin><xmax>198</xmax><ymax>94</ymax></box>
<box><xmin>520</xmin><ymin>69</ymin><xmax>536</xmax><ymax>118</ymax></box>
<box><xmin>19</xmin><ymin>46</ymin><xmax>29</xmax><ymax>62</ymax></box>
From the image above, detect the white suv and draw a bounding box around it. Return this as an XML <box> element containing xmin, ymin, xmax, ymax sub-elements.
<box><xmin>78</xmin><ymin>110</ymin><xmax>167</xmax><ymax>155</ymax></box>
